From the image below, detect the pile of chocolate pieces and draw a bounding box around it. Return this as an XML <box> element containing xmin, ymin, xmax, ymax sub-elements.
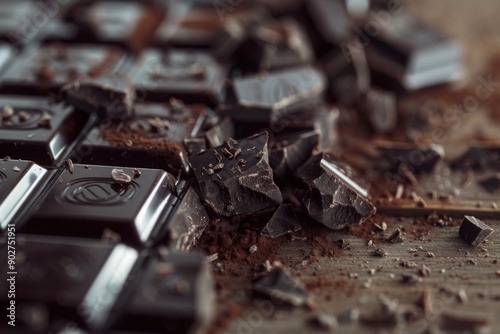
<box><xmin>1</xmin><ymin>0</ymin><xmax>496</xmax><ymax>333</ymax></box>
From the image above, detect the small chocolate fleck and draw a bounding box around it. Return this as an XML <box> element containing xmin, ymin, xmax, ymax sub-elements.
<box><xmin>111</xmin><ymin>168</ymin><xmax>132</xmax><ymax>184</ymax></box>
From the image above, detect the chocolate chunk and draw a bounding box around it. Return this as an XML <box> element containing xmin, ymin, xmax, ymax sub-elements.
<box><xmin>261</xmin><ymin>204</ymin><xmax>301</xmax><ymax>238</ymax></box>
<box><xmin>376</xmin><ymin>141</ymin><xmax>444</xmax><ymax>174</ymax></box>
<box><xmin>0</xmin><ymin>43</ymin><xmax>124</xmax><ymax>95</ymax></box>
<box><xmin>222</xmin><ymin>65</ymin><xmax>326</xmax><ymax>122</ymax></box>
<box><xmin>459</xmin><ymin>216</ymin><xmax>493</xmax><ymax>247</ymax></box>
<box><xmin>0</xmin><ymin>235</ymin><xmax>138</xmax><ymax>332</ymax></box>
<box><xmin>188</xmin><ymin>132</ymin><xmax>283</xmax><ymax>217</ymax></box>
<box><xmin>479</xmin><ymin>174</ymin><xmax>500</xmax><ymax>193</ymax></box>
<box><xmin>113</xmin><ymin>252</ymin><xmax>214</xmax><ymax>334</ymax></box>
<box><xmin>269</xmin><ymin>131</ymin><xmax>321</xmax><ymax>182</ymax></box>
<box><xmin>303</xmin><ymin>0</ymin><xmax>351</xmax><ymax>55</ymax></box>
<box><xmin>364</xmin><ymin>11</ymin><xmax>463</xmax><ymax>90</ymax></box>
<box><xmin>20</xmin><ymin>164</ymin><xmax>179</xmax><ymax>247</ymax></box>
<box><xmin>61</xmin><ymin>74</ymin><xmax>135</xmax><ymax>121</ymax></box>
<box><xmin>387</xmin><ymin>228</ymin><xmax>405</xmax><ymax>244</ymax></box>
<box><xmin>130</xmin><ymin>49</ymin><xmax>227</xmax><ymax>107</ymax></box>
<box><xmin>323</xmin><ymin>45</ymin><xmax>370</xmax><ymax>105</ymax></box>
<box><xmin>253</xmin><ymin>267</ymin><xmax>309</xmax><ymax>307</ymax></box>
<box><xmin>183</xmin><ymin>137</ymin><xmax>207</xmax><ymax>156</ymax></box>
<box><xmin>77</xmin><ymin>102</ymin><xmax>205</xmax><ymax>174</ymax></box>
<box><xmin>158</xmin><ymin>184</ymin><xmax>210</xmax><ymax>251</ymax></box>
<box><xmin>204</xmin><ymin>117</ymin><xmax>234</xmax><ymax>148</ymax></box>
<box><xmin>359</xmin><ymin>89</ymin><xmax>397</xmax><ymax>133</ymax></box>
<box><xmin>64</xmin><ymin>0</ymin><xmax>165</xmax><ymax>52</ymax></box>
<box><xmin>234</xmin><ymin>18</ymin><xmax>314</xmax><ymax>72</ymax></box>
<box><xmin>0</xmin><ymin>95</ymin><xmax>93</xmax><ymax>166</ymax></box>
<box><xmin>0</xmin><ymin>160</ymin><xmax>51</xmax><ymax>232</ymax></box>
<box><xmin>294</xmin><ymin>153</ymin><xmax>376</xmax><ymax>230</ymax></box>
<box><xmin>451</xmin><ymin>145</ymin><xmax>500</xmax><ymax>171</ymax></box>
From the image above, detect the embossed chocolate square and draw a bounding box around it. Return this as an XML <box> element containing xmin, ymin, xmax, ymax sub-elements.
<box><xmin>75</xmin><ymin>101</ymin><xmax>206</xmax><ymax>174</ymax></box>
<box><xmin>0</xmin><ymin>43</ymin><xmax>125</xmax><ymax>95</ymax></box>
<box><xmin>0</xmin><ymin>95</ymin><xmax>93</xmax><ymax>166</ymax></box>
<box><xmin>0</xmin><ymin>160</ymin><xmax>51</xmax><ymax>232</ymax></box>
<box><xmin>20</xmin><ymin>164</ymin><xmax>178</xmax><ymax>247</ymax></box>
<box><xmin>0</xmin><ymin>235</ymin><xmax>139</xmax><ymax>332</ymax></box>
<box><xmin>129</xmin><ymin>49</ymin><xmax>227</xmax><ymax>107</ymax></box>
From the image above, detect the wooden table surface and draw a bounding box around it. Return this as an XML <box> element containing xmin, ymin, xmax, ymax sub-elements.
<box><xmin>201</xmin><ymin>2</ymin><xmax>500</xmax><ymax>333</ymax></box>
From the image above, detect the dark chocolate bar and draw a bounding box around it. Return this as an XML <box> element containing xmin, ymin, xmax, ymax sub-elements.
<box><xmin>129</xmin><ymin>49</ymin><xmax>227</xmax><ymax>107</ymax></box>
<box><xmin>20</xmin><ymin>164</ymin><xmax>179</xmax><ymax>247</ymax></box>
<box><xmin>0</xmin><ymin>95</ymin><xmax>94</xmax><ymax>166</ymax></box>
<box><xmin>0</xmin><ymin>235</ymin><xmax>139</xmax><ymax>332</ymax></box>
<box><xmin>0</xmin><ymin>43</ymin><xmax>125</xmax><ymax>95</ymax></box>
<box><xmin>75</xmin><ymin>102</ymin><xmax>206</xmax><ymax>174</ymax></box>
<box><xmin>112</xmin><ymin>252</ymin><xmax>214</xmax><ymax>334</ymax></box>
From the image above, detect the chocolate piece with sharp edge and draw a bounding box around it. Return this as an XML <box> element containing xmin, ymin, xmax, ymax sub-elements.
<box><xmin>253</xmin><ymin>267</ymin><xmax>309</xmax><ymax>307</ymax></box>
<box><xmin>204</xmin><ymin>116</ymin><xmax>234</xmax><ymax>148</ymax></box>
<box><xmin>0</xmin><ymin>43</ymin><xmax>124</xmax><ymax>95</ymax></box>
<box><xmin>376</xmin><ymin>141</ymin><xmax>444</xmax><ymax>174</ymax></box>
<box><xmin>364</xmin><ymin>11</ymin><xmax>463</xmax><ymax>90</ymax></box>
<box><xmin>129</xmin><ymin>49</ymin><xmax>227</xmax><ymax>107</ymax></box>
<box><xmin>113</xmin><ymin>252</ymin><xmax>214</xmax><ymax>334</ymax></box>
<box><xmin>61</xmin><ymin>74</ymin><xmax>135</xmax><ymax>121</ymax></box>
<box><xmin>261</xmin><ymin>204</ymin><xmax>301</xmax><ymax>239</ymax></box>
<box><xmin>269</xmin><ymin>131</ymin><xmax>321</xmax><ymax>182</ymax></box>
<box><xmin>0</xmin><ymin>95</ymin><xmax>93</xmax><ymax>166</ymax></box>
<box><xmin>222</xmin><ymin>65</ymin><xmax>326</xmax><ymax>122</ymax></box>
<box><xmin>0</xmin><ymin>160</ymin><xmax>51</xmax><ymax>233</ymax></box>
<box><xmin>183</xmin><ymin>137</ymin><xmax>207</xmax><ymax>156</ymax></box>
<box><xmin>459</xmin><ymin>216</ymin><xmax>493</xmax><ymax>247</ymax></box>
<box><xmin>188</xmin><ymin>132</ymin><xmax>283</xmax><ymax>217</ymax></box>
<box><xmin>0</xmin><ymin>235</ymin><xmax>139</xmax><ymax>332</ymax></box>
<box><xmin>76</xmin><ymin>102</ymin><xmax>206</xmax><ymax>174</ymax></box>
<box><xmin>20</xmin><ymin>164</ymin><xmax>178</xmax><ymax>247</ymax></box>
<box><xmin>294</xmin><ymin>153</ymin><xmax>376</xmax><ymax>230</ymax></box>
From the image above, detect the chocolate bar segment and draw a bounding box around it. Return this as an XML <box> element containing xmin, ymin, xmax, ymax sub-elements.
<box><xmin>376</xmin><ymin>142</ymin><xmax>444</xmax><ymax>174</ymax></box>
<box><xmin>76</xmin><ymin>102</ymin><xmax>206</xmax><ymax>174</ymax></box>
<box><xmin>0</xmin><ymin>235</ymin><xmax>138</xmax><ymax>332</ymax></box>
<box><xmin>0</xmin><ymin>43</ymin><xmax>124</xmax><ymax>95</ymax></box>
<box><xmin>0</xmin><ymin>160</ymin><xmax>50</xmax><ymax>232</ymax></box>
<box><xmin>188</xmin><ymin>132</ymin><xmax>283</xmax><ymax>217</ymax></box>
<box><xmin>20</xmin><ymin>164</ymin><xmax>178</xmax><ymax>247</ymax></box>
<box><xmin>113</xmin><ymin>252</ymin><xmax>214</xmax><ymax>334</ymax></box>
<box><xmin>364</xmin><ymin>11</ymin><xmax>463</xmax><ymax>90</ymax></box>
<box><xmin>0</xmin><ymin>95</ymin><xmax>93</xmax><ymax>166</ymax></box>
<box><xmin>129</xmin><ymin>49</ymin><xmax>227</xmax><ymax>107</ymax></box>
<box><xmin>222</xmin><ymin>65</ymin><xmax>326</xmax><ymax>122</ymax></box>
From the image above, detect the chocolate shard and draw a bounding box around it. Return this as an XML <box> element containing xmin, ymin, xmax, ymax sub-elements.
<box><xmin>269</xmin><ymin>131</ymin><xmax>321</xmax><ymax>182</ymax></box>
<box><xmin>359</xmin><ymin>88</ymin><xmax>397</xmax><ymax>133</ymax></box>
<box><xmin>253</xmin><ymin>267</ymin><xmax>309</xmax><ymax>307</ymax></box>
<box><xmin>221</xmin><ymin>65</ymin><xmax>326</xmax><ymax>122</ymax></box>
<box><xmin>113</xmin><ymin>252</ymin><xmax>214</xmax><ymax>334</ymax></box>
<box><xmin>188</xmin><ymin>132</ymin><xmax>283</xmax><ymax>217</ymax></box>
<box><xmin>261</xmin><ymin>204</ymin><xmax>301</xmax><ymax>239</ymax></box>
<box><xmin>61</xmin><ymin>74</ymin><xmax>135</xmax><ymax>121</ymax></box>
<box><xmin>376</xmin><ymin>141</ymin><xmax>444</xmax><ymax>174</ymax></box>
<box><xmin>204</xmin><ymin>117</ymin><xmax>234</xmax><ymax>148</ymax></box>
<box><xmin>159</xmin><ymin>184</ymin><xmax>211</xmax><ymax>252</ymax></box>
<box><xmin>478</xmin><ymin>174</ymin><xmax>500</xmax><ymax>193</ymax></box>
<box><xmin>294</xmin><ymin>153</ymin><xmax>376</xmax><ymax>230</ymax></box>
<box><xmin>459</xmin><ymin>216</ymin><xmax>493</xmax><ymax>247</ymax></box>
<box><xmin>451</xmin><ymin>145</ymin><xmax>500</xmax><ymax>171</ymax></box>
<box><xmin>183</xmin><ymin>137</ymin><xmax>207</xmax><ymax>156</ymax></box>
<box><xmin>364</xmin><ymin>11</ymin><xmax>463</xmax><ymax>90</ymax></box>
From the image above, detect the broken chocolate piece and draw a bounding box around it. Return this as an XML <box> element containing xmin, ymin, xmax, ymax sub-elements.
<box><xmin>376</xmin><ymin>141</ymin><xmax>444</xmax><ymax>174</ymax></box>
<box><xmin>459</xmin><ymin>215</ymin><xmax>493</xmax><ymax>247</ymax></box>
<box><xmin>61</xmin><ymin>74</ymin><xmax>135</xmax><ymax>121</ymax></box>
<box><xmin>261</xmin><ymin>204</ymin><xmax>301</xmax><ymax>239</ymax></box>
<box><xmin>204</xmin><ymin>117</ymin><xmax>234</xmax><ymax>148</ymax></box>
<box><xmin>253</xmin><ymin>267</ymin><xmax>309</xmax><ymax>307</ymax></box>
<box><xmin>294</xmin><ymin>153</ymin><xmax>376</xmax><ymax>230</ymax></box>
<box><xmin>188</xmin><ymin>132</ymin><xmax>283</xmax><ymax>217</ymax></box>
<box><xmin>387</xmin><ymin>228</ymin><xmax>405</xmax><ymax>244</ymax></box>
<box><xmin>451</xmin><ymin>145</ymin><xmax>500</xmax><ymax>171</ymax></box>
<box><xmin>184</xmin><ymin>137</ymin><xmax>207</xmax><ymax>156</ymax></box>
<box><xmin>269</xmin><ymin>131</ymin><xmax>320</xmax><ymax>182</ymax></box>
<box><xmin>222</xmin><ymin>65</ymin><xmax>326</xmax><ymax>122</ymax></box>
